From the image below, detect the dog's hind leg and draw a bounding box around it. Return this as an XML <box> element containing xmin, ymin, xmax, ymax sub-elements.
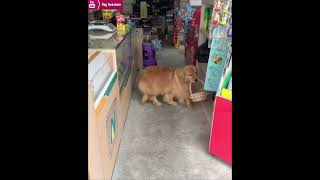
<box><xmin>150</xmin><ymin>96</ymin><xmax>162</xmax><ymax>106</ymax></box>
<box><xmin>163</xmin><ymin>94</ymin><xmax>177</xmax><ymax>106</ymax></box>
<box><xmin>142</xmin><ymin>94</ymin><xmax>149</xmax><ymax>103</ymax></box>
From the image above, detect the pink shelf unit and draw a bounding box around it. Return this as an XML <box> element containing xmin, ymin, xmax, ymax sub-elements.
<box><xmin>209</xmin><ymin>96</ymin><xmax>232</xmax><ymax>165</ymax></box>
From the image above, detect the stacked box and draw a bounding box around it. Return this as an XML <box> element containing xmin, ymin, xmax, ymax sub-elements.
<box><xmin>140</xmin><ymin>1</ymin><xmax>148</xmax><ymax>18</ymax></box>
<box><xmin>122</xmin><ymin>2</ymin><xmax>133</xmax><ymax>15</ymax></box>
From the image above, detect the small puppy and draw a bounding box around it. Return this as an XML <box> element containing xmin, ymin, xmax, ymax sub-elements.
<box><xmin>138</xmin><ymin>65</ymin><xmax>197</xmax><ymax>109</ymax></box>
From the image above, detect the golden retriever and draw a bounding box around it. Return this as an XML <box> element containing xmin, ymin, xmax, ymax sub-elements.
<box><xmin>138</xmin><ymin>65</ymin><xmax>197</xmax><ymax>109</ymax></box>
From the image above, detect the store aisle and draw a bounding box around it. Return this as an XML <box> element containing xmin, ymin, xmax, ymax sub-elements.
<box><xmin>112</xmin><ymin>46</ymin><xmax>232</xmax><ymax>180</ymax></box>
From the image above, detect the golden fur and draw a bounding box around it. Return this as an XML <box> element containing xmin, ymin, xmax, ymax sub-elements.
<box><xmin>138</xmin><ymin>65</ymin><xmax>197</xmax><ymax>109</ymax></box>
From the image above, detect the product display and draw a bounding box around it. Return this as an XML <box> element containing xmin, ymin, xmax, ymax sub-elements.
<box><xmin>185</xmin><ymin>8</ymin><xmax>201</xmax><ymax>65</ymax></box>
<box><xmin>178</xmin><ymin>2</ymin><xmax>195</xmax><ymax>47</ymax></box>
<box><xmin>204</xmin><ymin>0</ymin><xmax>232</xmax><ymax>92</ymax></box>
<box><xmin>204</xmin><ymin>28</ymin><xmax>230</xmax><ymax>91</ymax></box>
<box><xmin>204</xmin><ymin>7</ymin><xmax>213</xmax><ymax>32</ymax></box>
<box><xmin>142</xmin><ymin>42</ymin><xmax>157</xmax><ymax>67</ymax></box>
<box><xmin>209</xmin><ymin>49</ymin><xmax>232</xmax><ymax>164</ymax></box>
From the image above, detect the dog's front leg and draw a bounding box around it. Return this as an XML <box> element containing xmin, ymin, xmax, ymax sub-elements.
<box><xmin>163</xmin><ymin>94</ymin><xmax>177</xmax><ymax>106</ymax></box>
<box><xmin>150</xmin><ymin>96</ymin><xmax>162</xmax><ymax>106</ymax></box>
<box><xmin>178</xmin><ymin>97</ymin><xmax>186</xmax><ymax>105</ymax></box>
<box><xmin>186</xmin><ymin>98</ymin><xmax>192</xmax><ymax>109</ymax></box>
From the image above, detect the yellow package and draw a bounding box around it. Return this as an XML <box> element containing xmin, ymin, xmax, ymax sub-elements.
<box><xmin>102</xmin><ymin>10</ymin><xmax>113</xmax><ymax>20</ymax></box>
<box><xmin>221</xmin><ymin>88</ymin><xmax>232</xmax><ymax>100</ymax></box>
<box><xmin>117</xmin><ymin>23</ymin><xmax>126</xmax><ymax>35</ymax></box>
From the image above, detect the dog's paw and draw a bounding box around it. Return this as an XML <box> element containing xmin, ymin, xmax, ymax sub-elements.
<box><xmin>171</xmin><ymin>101</ymin><xmax>178</xmax><ymax>106</ymax></box>
<box><xmin>186</xmin><ymin>103</ymin><xmax>192</xmax><ymax>110</ymax></box>
<box><xmin>166</xmin><ymin>101</ymin><xmax>178</xmax><ymax>106</ymax></box>
<box><xmin>154</xmin><ymin>102</ymin><xmax>163</xmax><ymax>106</ymax></box>
<box><xmin>178</xmin><ymin>100</ymin><xmax>186</xmax><ymax>105</ymax></box>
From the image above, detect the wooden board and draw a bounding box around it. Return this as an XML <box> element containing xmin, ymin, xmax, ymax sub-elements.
<box><xmin>118</xmin><ymin>67</ymin><xmax>135</xmax><ymax>128</ymax></box>
<box><xmin>131</xmin><ymin>28</ymin><xmax>143</xmax><ymax>70</ymax></box>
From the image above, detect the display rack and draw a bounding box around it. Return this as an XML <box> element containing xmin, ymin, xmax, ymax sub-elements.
<box><xmin>185</xmin><ymin>7</ymin><xmax>201</xmax><ymax>65</ymax></box>
<box><xmin>198</xmin><ymin>0</ymin><xmax>213</xmax><ymax>46</ymax></box>
<box><xmin>209</xmin><ymin>48</ymin><xmax>232</xmax><ymax>165</ymax></box>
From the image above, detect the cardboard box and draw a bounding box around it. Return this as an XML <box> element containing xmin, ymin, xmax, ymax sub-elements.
<box><xmin>88</xmin><ymin>12</ymin><xmax>95</xmax><ymax>22</ymax></box>
<box><xmin>122</xmin><ymin>2</ymin><xmax>133</xmax><ymax>15</ymax></box>
<box><xmin>161</xmin><ymin>16</ymin><xmax>166</xmax><ymax>34</ymax></box>
<box><xmin>143</xmin><ymin>28</ymin><xmax>151</xmax><ymax>36</ymax></box>
<box><xmin>88</xmin><ymin>50</ymin><xmax>123</xmax><ymax>180</ymax></box>
<box><xmin>94</xmin><ymin>10</ymin><xmax>102</xmax><ymax>20</ymax></box>
<box><xmin>143</xmin><ymin>34</ymin><xmax>151</xmax><ymax>41</ymax></box>
<box><xmin>88</xmin><ymin>37</ymin><xmax>136</xmax><ymax>178</ymax></box>
<box><xmin>151</xmin><ymin>27</ymin><xmax>158</xmax><ymax>34</ymax></box>
<box><xmin>151</xmin><ymin>35</ymin><xmax>159</xmax><ymax>40</ymax></box>
<box><xmin>140</xmin><ymin>1</ymin><xmax>148</xmax><ymax>18</ymax></box>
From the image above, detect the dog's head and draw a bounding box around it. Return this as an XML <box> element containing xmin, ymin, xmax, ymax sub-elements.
<box><xmin>178</xmin><ymin>65</ymin><xmax>198</xmax><ymax>83</ymax></box>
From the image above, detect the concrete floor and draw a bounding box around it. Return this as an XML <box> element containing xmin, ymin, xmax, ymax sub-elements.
<box><xmin>112</xmin><ymin>47</ymin><xmax>232</xmax><ymax>180</ymax></box>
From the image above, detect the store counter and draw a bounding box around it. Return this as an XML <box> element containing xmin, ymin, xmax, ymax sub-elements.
<box><xmin>88</xmin><ymin>26</ymin><xmax>139</xmax><ymax>180</ymax></box>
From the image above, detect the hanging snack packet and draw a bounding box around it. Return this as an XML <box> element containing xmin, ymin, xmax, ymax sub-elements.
<box><xmin>214</xmin><ymin>0</ymin><xmax>222</xmax><ymax>13</ymax></box>
<box><xmin>213</xmin><ymin>12</ymin><xmax>220</xmax><ymax>26</ymax></box>
<box><xmin>220</xmin><ymin>13</ymin><xmax>228</xmax><ymax>26</ymax></box>
<box><xmin>228</xmin><ymin>3</ymin><xmax>232</xmax><ymax>13</ymax></box>
<box><xmin>223</xmin><ymin>0</ymin><xmax>231</xmax><ymax>14</ymax></box>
